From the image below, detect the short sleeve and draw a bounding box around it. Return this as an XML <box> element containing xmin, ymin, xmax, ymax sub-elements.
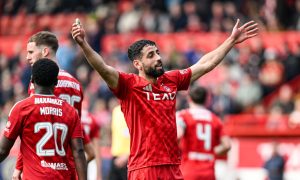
<box><xmin>71</xmin><ymin>111</ymin><xmax>83</xmax><ymax>139</ymax></box>
<box><xmin>4</xmin><ymin>102</ymin><xmax>23</xmax><ymax>140</ymax></box>
<box><xmin>177</xmin><ymin>68</ymin><xmax>192</xmax><ymax>91</ymax></box>
<box><xmin>109</xmin><ymin>72</ymin><xmax>134</xmax><ymax>99</ymax></box>
<box><xmin>90</xmin><ymin>116</ymin><xmax>100</xmax><ymax>139</ymax></box>
<box><xmin>165</xmin><ymin>68</ymin><xmax>192</xmax><ymax>91</ymax></box>
<box><xmin>83</xmin><ymin>129</ymin><xmax>90</xmax><ymax>144</ymax></box>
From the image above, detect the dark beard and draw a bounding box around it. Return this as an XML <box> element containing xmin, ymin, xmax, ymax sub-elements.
<box><xmin>145</xmin><ymin>66</ymin><xmax>165</xmax><ymax>78</ymax></box>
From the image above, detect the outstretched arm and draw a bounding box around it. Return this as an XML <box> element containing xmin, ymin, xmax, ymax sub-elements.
<box><xmin>71</xmin><ymin>20</ymin><xmax>119</xmax><ymax>89</ymax></box>
<box><xmin>190</xmin><ymin>19</ymin><xmax>258</xmax><ymax>82</ymax></box>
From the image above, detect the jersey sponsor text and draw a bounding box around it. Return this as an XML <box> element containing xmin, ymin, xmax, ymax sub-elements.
<box><xmin>41</xmin><ymin>160</ymin><xmax>68</xmax><ymax>170</ymax></box>
<box><xmin>145</xmin><ymin>92</ymin><xmax>176</xmax><ymax>101</ymax></box>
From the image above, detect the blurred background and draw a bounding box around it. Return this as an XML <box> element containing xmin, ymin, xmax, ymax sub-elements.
<box><xmin>1</xmin><ymin>0</ymin><xmax>300</xmax><ymax>179</ymax></box>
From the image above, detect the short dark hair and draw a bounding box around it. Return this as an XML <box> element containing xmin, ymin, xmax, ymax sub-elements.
<box><xmin>28</xmin><ymin>31</ymin><xmax>59</xmax><ymax>52</ymax></box>
<box><xmin>128</xmin><ymin>40</ymin><xmax>156</xmax><ymax>61</ymax></box>
<box><xmin>189</xmin><ymin>85</ymin><xmax>207</xmax><ymax>105</ymax></box>
<box><xmin>32</xmin><ymin>58</ymin><xmax>59</xmax><ymax>87</ymax></box>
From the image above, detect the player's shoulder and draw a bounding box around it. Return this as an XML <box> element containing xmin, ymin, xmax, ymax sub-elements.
<box><xmin>176</xmin><ymin>108</ymin><xmax>189</xmax><ymax>117</ymax></box>
<box><xmin>163</xmin><ymin>70</ymin><xmax>179</xmax><ymax>78</ymax></box>
<box><xmin>119</xmin><ymin>72</ymin><xmax>142</xmax><ymax>85</ymax></box>
<box><xmin>199</xmin><ymin>108</ymin><xmax>219</xmax><ymax>119</ymax></box>
<box><xmin>8</xmin><ymin>97</ymin><xmax>32</xmax><ymax>117</ymax></box>
<box><xmin>164</xmin><ymin>69</ymin><xmax>190</xmax><ymax>77</ymax></box>
<box><xmin>58</xmin><ymin>70</ymin><xmax>80</xmax><ymax>83</ymax></box>
<box><xmin>61</xmin><ymin>100</ymin><xmax>79</xmax><ymax>117</ymax></box>
<box><xmin>61</xmin><ymin>98</ymin><xmax>77</xmax><ymax>110</ymax></box>
<box><xmin>160</xmin><ymin>69</ymin><xmax>189</xmax><ymax>82</ymax></box>
<box><xmin>120</xmin><ymin>72</ymin><xmax>138</xmax><ymax>80</ymax></box>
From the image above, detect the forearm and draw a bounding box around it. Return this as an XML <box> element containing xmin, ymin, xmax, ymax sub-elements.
<box><xmin>0</xmin><ymin>148</ymin><xmax>10</xmax><ymax>162</ymax></box>
<box><xmin>73</xmin><ymin>148</ymin><xmax>87</xmax><ymax>180</ymax></box>
<box><xmin>72</xmin><ymin>138</ymin><xmax>87</xmax><ymax>180</ymax></box>
<box><xmin>190</xmin><ymin>36</ymin><xmax>235</xmax><ymax>82</ymax></box>
<box><xmin>214</xmin><ymin>144</ymin><xmax>230</xmax><ymax>155</ymax></box>
<box><xmin>79</xmin><ymin>40</ymin><xmax>118</xmax><ymax>89</ymax></box>
<box><xmin>0</xmin><ymin>137</ymin><xmax>15</xmax><ymax>162</ymax></box>
<box><xmin>214</xmin><ymin>136</ymin><xmax>231</xmax><ymax>155</ymax></box>
<box><xmin>84</xmin><ymin>142</ymin><xmax>95</xmax><ymax>163</ymax></box>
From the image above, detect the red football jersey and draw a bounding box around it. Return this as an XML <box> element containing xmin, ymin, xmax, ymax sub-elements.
<box><xmin>4</xmin><ymin>94</ymin><xmax>82</xmax><ymax>180</ymax></box>
<box><xmin>176</xmin><ymin>107</ymin><xmax>224</xmax><ymax>179</ymax></box>
<box><xmin>81</xmin><ymin>110</ymin><xmax>100</xmax><ymax>140</ymax></box>
<box><xmin>28</xmin><ymin>70</ymin><xmax>83</xmax><ymax>117</ymax></box>
<box><xmin>16</xmin><ymin>70</ymin><xmax>89</xmax><ymax>172</ymax></box>
<box><xmin>110</xmin><ymin>69</ymin><xmax>191</xmax><ymax>171</ymax></box>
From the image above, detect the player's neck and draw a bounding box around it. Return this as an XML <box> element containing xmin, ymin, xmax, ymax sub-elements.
<box><xmin>34</xmin><ymin>86</ymin><xmax>55</xmax><ymax>95</ymax></box>
<box><xmin>139</xmin><ymin>73</ymin><xmax>158</xmax><ymax>84</ymax></box>
<box><xmin>189</xmin><ymin>103</ymin><xmax>205</xmax><ymax>109</ymax></box>
<box><xmin>47</xmin><ymin>56</ymin><xmax>58</xmax><ymax>66</ymax></box>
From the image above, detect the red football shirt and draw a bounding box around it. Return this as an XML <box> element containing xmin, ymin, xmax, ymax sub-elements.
<box><xmin>176</xmin><ymin>106</ymin><xmax>224</xmax><ymax>179</ymax></box>
<box><xmin>81</xmin><ymin>109</ymin><xmax>100</xmax><ymax>140</ymax></box>
<box><xmin>28</xmin><ymin>70</ymin><xmax>83</xmax><ymax>117</ymax></box>
<box><xmin>28</xmin><ymin>70</ymin><xmax>90</xmax><ymax>143</ymax></box>
<box><xmin>15</xmin><ymin>70</ymin><xmax>89</xmax><ymax>172</ymax></box>
<box><xmin>4</xmin><ymin>94</ymin><xmax>82</xmax><ymax>180</ymax></box>
<box><xmin>110</xmin><ymin>69</ymin><xmax>191</xmax><ymax>171</ymax></box>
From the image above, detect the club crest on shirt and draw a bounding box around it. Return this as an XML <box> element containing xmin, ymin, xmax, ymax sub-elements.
<box><xmin>163</xmin><ymin>85</ymin><xmax>171</xmax><ymax>92</ymax></box>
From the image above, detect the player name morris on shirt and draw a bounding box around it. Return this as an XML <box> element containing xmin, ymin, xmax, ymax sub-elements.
<box><xmin>40</xmin><ymin>107</ymin><xmax>62</xmax><ymax>116</ymax></box>
<box><xmin>56</xmin><ymin>80</ymin><xmax>80</xmax><ymax>90</ymax></box>
<box><xmin>35</xmin><ymin>97</ymin><xmax>63</xmax><ymax>105</ymax></box>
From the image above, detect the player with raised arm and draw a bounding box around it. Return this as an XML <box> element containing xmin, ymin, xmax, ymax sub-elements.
<box><xmin>0</xmin><ymin>59</ymin><xmax>87</xmax><ymax>180</ymax></box>
<box><xmin>71</xmin><ymin>19</ymin><xmax>258</xmax><ymax>179</ymax></box>
<box><xmin>176</xmin><ymin>85</ymin><xmax>231</xmax><ymax>180</ymax></box>
<box><xmin>12</xmin><ymin>31</ymin><xmax>94</xmax><ymax>180</ymax></box>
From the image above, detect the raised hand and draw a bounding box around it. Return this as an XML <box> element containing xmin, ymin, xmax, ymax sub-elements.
<box><xmin>231</xmin><ymin>19</ymin><xmax>259</xmax><ymax>44</ymax></box>
<box><xmin>71</xmin><ymin>18</ymin><xmax>86</xmax><ymax>45</ymax></box>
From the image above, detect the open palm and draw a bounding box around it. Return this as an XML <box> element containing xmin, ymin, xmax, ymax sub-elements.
<box><xmin>231</xmin><ymin>19</ymin><xmax>259</xmax><ymax>44</ymax></box>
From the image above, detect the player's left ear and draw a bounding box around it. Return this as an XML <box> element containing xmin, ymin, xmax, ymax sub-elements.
<box><xmin>42</xmin><ymin>47</ymin><xmax>49</xmax><ymax>57</ymax></box>
<box><xmin>133</xmin><ymin>60</ymin><xmax>142</xmax><ymax>71</ymax></box>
